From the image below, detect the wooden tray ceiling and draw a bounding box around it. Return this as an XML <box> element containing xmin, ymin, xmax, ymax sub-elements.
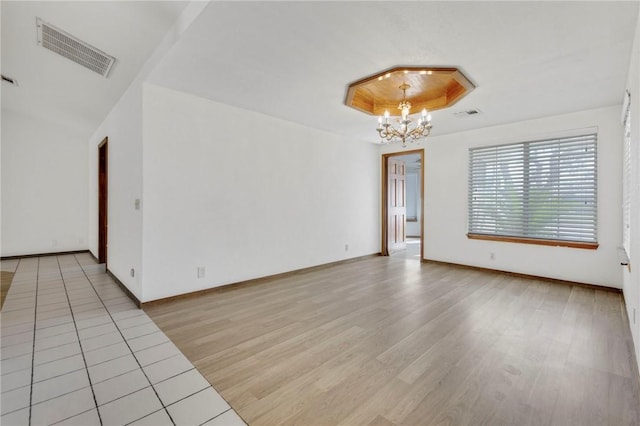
<box><xmin>345</xmin><ymin>66</ymin><xmax>475</xmax><ymax>116</ymax></box>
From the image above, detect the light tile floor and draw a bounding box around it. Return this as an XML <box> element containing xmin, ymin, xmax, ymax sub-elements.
<box><xmin>1</xmin><ymin>254</ymin><xmax>246</xmax><ymax>426</ymax></box>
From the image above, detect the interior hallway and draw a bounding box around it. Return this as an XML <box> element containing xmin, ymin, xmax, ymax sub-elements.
<box><xmin>390</xmin><ymin>237</ymin><xmax>421</xmax><ymax>261</ymax></box>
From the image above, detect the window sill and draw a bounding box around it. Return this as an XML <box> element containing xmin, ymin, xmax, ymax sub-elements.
<box><xmin>466</xmin><ymin>234</ymin><xmax>599</xmax><ymax>250</ymax></box>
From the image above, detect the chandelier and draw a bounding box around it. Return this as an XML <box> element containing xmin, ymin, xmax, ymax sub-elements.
<box><xmin>376</xmin><ymin>83</ymin><xmax>432</xmax><ymax>146</ymax></box>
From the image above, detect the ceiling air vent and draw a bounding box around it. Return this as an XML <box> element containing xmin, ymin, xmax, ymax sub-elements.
<box><xmin>36</xmin><ymin>18</ymin><xmax>116</xmax><ymax>78</ymax></box>
<box><xmin>1</xmin><ymin>74</ymin><xmax>18</xmax><ymax>86</ymax></box>
<box><xmin>454</xmin><ymin>108</ymin><xmax>482</xmax><ymax>118</ymax></box>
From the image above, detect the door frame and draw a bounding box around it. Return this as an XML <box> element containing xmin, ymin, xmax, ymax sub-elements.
<box><xmin>98</xmin><ymin>137</ymin><xmax>108</xmax><ymax>265</ymax></box>
<box><xmin>381</xmin><ymin>149</ymin><xmax>424</xmax><ymax>259</ymax></box>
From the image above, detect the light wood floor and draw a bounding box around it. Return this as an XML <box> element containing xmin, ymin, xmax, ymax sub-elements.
<box><xmin>145</xmin><ymin>257</ymin><xmax>640</xmax><ymax>425</ymax></box>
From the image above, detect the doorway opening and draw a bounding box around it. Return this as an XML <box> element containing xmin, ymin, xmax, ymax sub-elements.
<box><xmin>381</xmin><ymin>149</ymin><xmax>424</xmax><ymax>260</ymax></box>
<box><xmin>98</xmin><ymin>137</ymin><xmax>108</xmax><ymax>265</ymax></box>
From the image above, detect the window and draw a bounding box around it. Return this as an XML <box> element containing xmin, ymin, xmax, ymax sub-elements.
<box><xmin>622</xmin><ymin>91</ymin><xmax>631</xmax><ymax>256</ymax></box>
<box><xmin>406</xmin><ymin>172</ymin><xmax>419</xmax><ymax>222</ymax></box>
<box><xmin>468</xmin><ymin>133</ymin><xmax>598</xmax><ymax>248</ymax></box>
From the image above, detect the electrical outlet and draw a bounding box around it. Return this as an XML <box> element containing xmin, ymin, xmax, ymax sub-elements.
<box><xmin>135</xmin><ymin>198</ymin><xmax>141</xmax><ymax>210</ymax></box>
<box><xmin>345</xmin><ymin>244</ymin><xmax>349</xmax><ymax>252</ymax></box>
<box><xmin>197</xmin><ymin>267</ymin><xmax>205</xmax><ymax>279</ymax></box>
<box><xmin>490</xmin><ymin>252</ymin><xmax>495</xmax><ymax>260</ymax></box>
<box><xmin>52</xmin><ymin>239</ymin><xmax>58</xmax><ymax>247</ymax></box>
<box><xmin>130</xmin><ymin>268</ymin><xmax>135</xmax><ymax>277</ymax></box>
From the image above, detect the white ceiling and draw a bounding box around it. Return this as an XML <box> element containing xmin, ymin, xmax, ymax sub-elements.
<box><xmin>148</xmin><ymin>1</ymin><xmax>639</xmax><ymax>142</ymax></box>
<box><xmin>1</xmin><ymin>1</ymin><xmax>189</xmax><ymax>136</ymax></box>
<box><xmin>2</xmin><ymin>1</ymin><xmax>639</xmax><ymax>143</ymax></box>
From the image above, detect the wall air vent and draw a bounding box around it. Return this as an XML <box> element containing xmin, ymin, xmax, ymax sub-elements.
<box><xmin>454</xmin><ymin>108</ymin><xmax>482</xmax><ymax>118</ymax></box>
<box><xmin>36</xmin><ymin>18</ymin><xmax>116</xmax><ymax>78</ymax></box>
<box><xmin>1</xmin><ymin>74</ymin><xmax>18</xmax><ymax>86</ymax></box>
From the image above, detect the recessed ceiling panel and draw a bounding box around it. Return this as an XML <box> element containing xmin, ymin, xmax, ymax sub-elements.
<box><xmin>345</xmin><ymin>67</ymin><xmax>475</xmax><ymax>116</ymax></box>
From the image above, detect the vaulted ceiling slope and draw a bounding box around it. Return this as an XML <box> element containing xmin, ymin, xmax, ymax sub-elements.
<box><xmin>148</xmin><ymin>1</ymin><xmax>639</xmax><ymax>142</ymax></box>
<box><xmin>2</xmin><ymin>2</ymin><xmax>638</xmax><ymax>144</ymax></box>
<box><xmin>1</xmin><ymin>1</ymin><xmax>189</xmax><ymax>136</ymax></box>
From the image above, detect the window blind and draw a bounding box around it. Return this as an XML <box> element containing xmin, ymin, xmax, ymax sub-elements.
<box><xmin>468</xmin><ymin>133</ymin><xmax>597</xmax><ymax>244</ymax></box>
<box><xmin>622</xmin><ymin>91</ymin><xmax>632</xmax><ymax>255</ymax></box>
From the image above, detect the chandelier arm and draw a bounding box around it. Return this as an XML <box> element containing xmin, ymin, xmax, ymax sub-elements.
<box><xmin>372</xmin><ymin>82</ymin><xmax>434</xmax><ymax>145</ymax></box>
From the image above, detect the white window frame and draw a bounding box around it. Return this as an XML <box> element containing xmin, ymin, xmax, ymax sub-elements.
<box><xmin>622</xmin><ymin>90</ymin><xmax>632</xmax><ymax>257</ymax></box>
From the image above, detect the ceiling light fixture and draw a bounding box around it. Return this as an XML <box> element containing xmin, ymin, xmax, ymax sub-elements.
<box><xmin>376</xmin><ymin>83</ymin><xmax>432</xmax><ymax>146</ymax></box>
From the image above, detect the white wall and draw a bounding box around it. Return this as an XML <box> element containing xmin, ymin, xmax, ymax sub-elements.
<box><xmin>88</xmin><ymin>83</ymin><xmax>144</xmax><ymax>298</ymax></box>
<box><xmin>86</xmin><ymin>2</ymin><xmax>209</xmax><ymax>300</ymax></box>
<box><xmin>383</xmin><ymin>105</ymin><xmax>623</xmax><ymax>288</ymax></box>
<box><xmin>622</xmin><ymin>8</ymin><xmax>640</xmax><ymax>372</ymax></box>
<box><xmin>141</xmin><ymin>83</ymin><xmax>380</xmax><ymax>302</ymax></box>
<box><xmin>1</xmin><ymin>109</ymin><xmax>88</xmax><ymax>256</ymax></box>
